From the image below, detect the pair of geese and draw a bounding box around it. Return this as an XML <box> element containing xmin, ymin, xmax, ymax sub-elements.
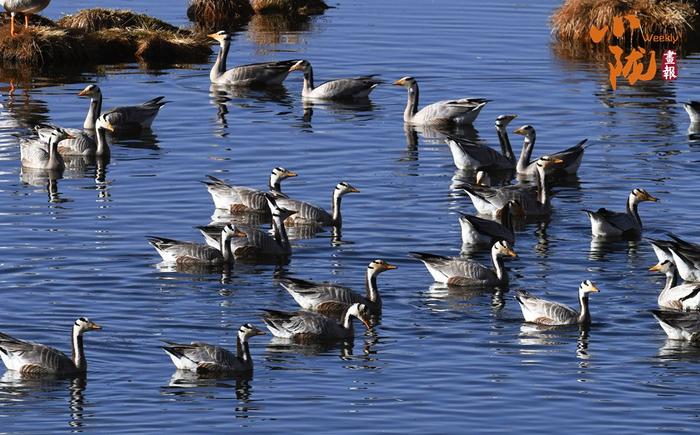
<box><xmin>208</xmin><ymin>31</ymin><xmax>488</xmax><ymax>126</ymax></box>
<box><xmin>0</xmin><ymin>259</ymin><xmax>399</xmax><ymax>376</ymax></box>
<box><xmin>19</xmin><ymin>84</ymin><xmax>167</xmax><ymax>170</ymax></box>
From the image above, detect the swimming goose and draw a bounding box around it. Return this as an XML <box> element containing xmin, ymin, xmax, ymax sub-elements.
<box><xmin>208</xmin><ymin>31</ymin><xmax>300</xmax><ymax>86</ymax></box>
<box><xmin>147</xmin><ymin>224</ymin><xmax>245</xmax><ymax>265</ymax></box>
<box><xmin>1</xmin><ymin>0</ymin><xmax>50</xmax><ymax>36</ymax></box>
<box><xmin>459</xmin><ymin>200</ymin><xmax>523</xmax><ymax>246</ymax></box>
<box><xmin>584</xmin><ymin>188</ymin><xmax>659</xmax><ymax>238</ymax></box>
<box><xmin>446</xmin><ymin>135</ymin><xmax>513</xmax><ymax>171</ymax></box>
<box><xmin>410</xmin><ymin>240</ymin><xmax>517</xmax><ymax>287</ymax></box>
<box><xmin>36</xmin><ymin>113</ymin><xmax>114</xmax><ymax>157</ymax></box>
<box><xmin>512</xmin><ymin>125</ymin><xmax>588</xmax><ymax>177</ymax></box>
<box><xmin>651</xmin><ymin>309</ymin><xmax>700</xmax><ymax>342</ymax></box>
<box><xmin>463</xmin><ymin>156</ymin><xmax>563</xmax><ymax>217</ymax></box>
<box><xmin>262</xmin><ymin>303</ymin><xmax>371</xmax><ymax>342</ymax></box>
<box><xmin>0</xmin><ymin>317</ymin><xmax>101</xmax><ymax>376</ymax></box>
<box><xmin>199</xmin><ymin>197</ymin><xmax>296</xmax><ymax>261</ymax></box>
<box><xmin>649</xmin><ymin>260</ymin><xmax>700</xmax><ymax>310</ymax></box>
<box><xmin>275</xmin><ymin>181</ymin><xmax>359</xmax><ymax>228</ymax></box>
<box><xmin>77</xmin><ymin>84</ymin><xmax>166</xmax><ymax>132</ymax></box>
<box><xmin>203</xmin><ymin>167</ymin><xmax>297</xmax><ymax>214</ymax></box>
<box><xmin>288</xmin><ymin>60</ymin><xmax>381</xmax><ymax>100</ymax></box>
<box><xmin>19</xmin><ymin>128</ymin><xmax>69</xmax><ymax>170</ymax></box>
<box><xmin>684</xmin><ymin>101</ymin><xmax>700</xmax><ymax>124</ymax></box>
<box><xmin>280</xmin><ymin>259</ymin><xmax>397</xmax><ymax>316</ymax></box>
<box><xmin>162</xmin><ymin>323</ymin><xmax>265</xmax><ymax>374</ymax></box>
<box><xmin>515</xmin><ymin>280</ymin><xmax>600</xmax><ymax>326</ymax></box>
<box><xmin>393</xmin><ymin>76</ymin><xmax>489</xmax><ymax>126</ymax></box>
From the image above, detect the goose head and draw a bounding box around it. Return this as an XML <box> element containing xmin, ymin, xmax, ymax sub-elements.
<box><xmin>222</xmin><ymin>223</ymin><xmax>247</xmax><ymax>239</ymax></box>
<box><xmin>578</xmin><ymin>280</ymin><xmax>600</xmax><ymax>298</ymax></box>
<box><xmin>335</xmin><ymin>181</ymin><xmax>360</xmax><ymax>197</ymax></box>
<box><xmin>649</xmin><ymin>259</ymin><xmax>676</xmax><ymax>276</ymax></box>
<box><xmin>47</xmin><ymin>128</ymin><xmax>73</xmax><ymax>144</ymax></box>
<box><xmin>74</xmin><ymin>317</ymin><xmax>102</xmax><ymax>334</ymax></box>
<box><xmin>207</xmin><ymin>30</ymin><xmax>231</xmax><ymax>44</ymax></box>
<box><xmin>368</xmin><ymin>259</ymin><xmax>398</xmax><ymax>275</ymax></box>
<box><xmin>78</xmin><ymin>84</ymin><xmax>101</xmax><ymax>98</ymax></box>
<box><xmin>492</xmin><ymin>240</ymin><xmax>518</xmax><ymax>258</ymax></box>
<box><xmin>96</xmin><ymin>113</ymin><xmax>115</xmax><ymax>132</ymax></box>
<box><xmin>513</xmin><ymin>124</ymin><xmax>536</xmax><ymax>142</ymax></box>
<box><xmin>289</xmin><ymin>59</ymin><xmax>311</xmax><ymax>73</ymax></box>
<box><xmin>393</xmin><ymin>76</ymin><xmax>417</xmax><ymax>89</ymax></box>
<box><xmin>495</xmin><ymin>114</ymin><xmax>518</xmax><ymax>129</ymax></box>
<box><xmin>238</xmin><ymin>323</ymin><xmax>266</xmax><ymax>342</ymax></box>
<box><xmin>631</xmin><ymin>188</ymin><xmax>659</xmax><ymax>204</ymax></box>
<box><xmin>347</xmin><ymin>303</ymin><xmax>372</xmax><ymax>330</ymax></box>
<box><xmin>271</xmin><ymin>167</ymin><xmax>297</xmax><ymax>182</ymax></box>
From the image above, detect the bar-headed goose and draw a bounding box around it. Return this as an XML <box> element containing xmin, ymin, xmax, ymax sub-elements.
<box><xmin>208</xmin><ymin>31</ymin><xmax>300</xmax><ymax>86</ymax></box>
<box><xmin>147</xmin><ymin>224</ymin><xmax>245</xmax><ymax>265</ymax></box>
<box><xmin>203</xmin><ymin>167</ymin><xmax>297</xmax><ymax>214</ymax></box>
<box><xmin>77</xmin><ymin>84</ymin><xmax>166</xmax><ymax>132</ymax></box>
<box><xmin>162</xmin><ymin>323</ymin><xmax>265</xmax><ymax>374</ymax></box>
<box><xmin>459</xmin><ymin>200</ymin><xmax>523</xmax><ymax>246</ymax></box>
<box><xmin>393</xmin><ymin>76</ymin><xmax>489</xmax><ymax>126</ymax></box>
<box><xmin>280</xmin><ymin>259</ymin><xmax>397</xmax><ymax>316</ymax></box>
<box><xmin>262</xmin><ymin>303</ymin><xmax>372</xmax><ymax>342</ymax></box>
<box><xmin>515</xmin><ymin>280</ymin><xmax>600</xmax><ymax>326</ymax></box>
<box><xmin>649</xmin><ymin>260</ymin><xmax>700</xmax><ymax>310</ymax></box>
<box><xmin>651</xmin><ymin>309</ymin><xmax>700</xmax><ymax>342</ymax></box>
<box><xmin>36</xmin><ymin>113</ymin><xmax>114</xmax><ymax>157</ymax></box>
<box><xmin>512</xmin><ymin>125</ymin><xmax>588</xmax><ymax>177</ymax></box>
<box><xmin>20</xmin><ymin>128</ymin><xmax>70</xmax><ymax>170</ymax></box>
<box><xmin>0</xmin><ymin>317</ymin><xmax>101</xmax><ymax>376</ymax></box>
<box><xmin>275</xmin><ymin>181</ymin><xmax>359</xmax><ymax>228</ymax></box>
<box><xmin>584</xmin><ymin>188</ymin><xmax>658</xmax><ymax>238</ymax></box>
<box><xmin>445</xmin><ymin>114</ymin><xmax>519</xmax><ymax>171</ymax></box>
<box><xmin>288</xmin><ymin>60</ymin><xmax>381</xmax><ymax>100</ymax></box>
<box><xmin>410</xmin><ymin>240</ymin><xmax>517</xmax><ymax>287</ymax></box>
<box><xmin>463</xmin><ymin>156</ymin><xmax>563</xmax><ymax>217</ymax></box>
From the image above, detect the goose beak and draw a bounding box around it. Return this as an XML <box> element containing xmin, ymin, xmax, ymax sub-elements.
<box><xmin>384</xmin><ymin>263</ymin><xmax>398</xmax><ymax>270</ymax></box>
<box><xmin>392</xmin><ymin>78</ymin><xmax>405</xmax><ymax>86</ymax></box>
<box><xmin>285</xmin><ymin>171</ymin><xmax>298</xmax><ymax>177</ymax></box>
<box><xmin>101</xmin><ymin>122</ymin><xmax>115</xmax><ymax>132</ymax></box>
<box><xmin>552</xmin><ymin>157</ymin><xmax>565</xmax><ymax>165</ymax></box>
<box><xmin>88</xmin><ymin>322</ymin><xmax>102</xmax><ymax>331</ymax></box>
<box><xmin>252</xmin><ymin>327</ymin><xmax>266</xmax><ymax>336</ymax></box>
<box><xmin>348</xmin><ymin>186</ymin><xmax>360</xmax><ymax>193</ymax></box>
<box><xmin>77</xmin><ymin>88</ymin><xmax>90</xmax><ymax>97</ymax></box>
<box><xmin>649</xmin><ymin>263</ymin><xmax>663</xmax><ymax>272</ymax></box>
<box><xmin>506</xmin><ymin>248</ymin><xmax>518</xmax><ymax>258</ymax></box>
<box><xmin>360</xmin><ymin>317</ymin><xmax>372</xmax><ymax>330</ymax></box>
<box><xmin>207</xmin><ymin>32</ymin><xmax>222</xmax><ymax>41</ymax></box>
<box><xmin>646</xmin><ymin>193</ymin><xmax>659</xmax><ymax>202</ymax></box>
<box><xmin>289</xmin><ymin>61</ymin><xmax>305</xmax><ymax>72</ymax></box>
<box><xmin>589</xmin><ymin>284</ymin><xmax>600</xmax><ymax>293</ymax></box>
<box><xmin>513</xmin><ymin>127</ymin><xmax>526</xmax><ymax>135</ymax></box>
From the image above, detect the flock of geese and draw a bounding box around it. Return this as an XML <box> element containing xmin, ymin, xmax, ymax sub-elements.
<box><xmin>3</xmin><ymin>28</ymin><xmax>700</xmax><ymax>378</ymax></box>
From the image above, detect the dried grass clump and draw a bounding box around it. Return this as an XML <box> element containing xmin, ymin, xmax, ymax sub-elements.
<box><xmin>1</xmin><ymin>12</ymin><xmax>56</xmax><ymax>28</ymax></box>
<box><xmin>57</xmin><ymin>8</ymin><xmax>178</xmax><ymax>32</ymax></box>
<box><xmin>187</xmin><ymin>0</ymin><xmax>253</xmax><ymax>29</ymax></box>
<box><xmin>248</xmin><ymin>13</ymin><xmax>311</xmax><ymax>45</ymax></box>
<box><xmin>0</xmin><ymin>9</ymin><xmax>211</xmax><ymax>69</ymax></box>
<box><xmin>250</xmin><ymin>0</ymin><xmax>329</xmax><ymax>15</ymax></box>
<box><xmin>551</xmin><ymin>0</ymin><xmax>697</xmax><ymax>44</ymax></box>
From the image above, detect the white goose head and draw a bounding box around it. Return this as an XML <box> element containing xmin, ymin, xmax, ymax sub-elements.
<box><xmin>96</xmin><ymin>113</ymin><xmax>115</xmax><ymax>132</ymax></box>
<box><xmin>649</xmin><ymin>259</ymin><xmax>676</xmax><ymax>275</ymax></box>
<box><xmin>578</xmin><ymin>280</ymin><xmax>600</xmax><ymax>297</ymax></box>
<box><xmin>207</xmin><ymin>30</ymin><xmax>231</xmax><ymax>44</ymax></box>
<box><xmin>271</xmin><ymin>167</ymin><xmax>297</xmax><ymax>182</ymax></box>
<box><xmin>631</xmin><ymin>188</ymin><xmax>659</xmax><ymax>204</ymax></box>
<box><xmin>289</xmin><ymin>59</ymin><xmax>311</xmax><ymax>73</ymax></box>
<box><xmin>368</xmin><ymin>259</ymin><xmax>398</xmax><ymax>275</ymax></box>
<box><xmin>74</xmin><ymin>317</ymin><xmax>102</xmax><ymax>334</ymax></box>
<box><xmin>335</xmin><ymin>181</ymin><xmax>360</xmax><ymax>197</ymax></box>
<box><xmin>492</xmin><ymin>240</ymin><xmax>518</xmax><ymax>258</ymax></box>
<box><xmin>238</xmin><ymin>323</ymin><xmax>266</xmax><ymax>342</ymax></box>
<box><xmin>346</xmin><ymin>303</ymin><xmax>372</xmax><ymax>330</ymax></box>
<box><xmin>495</xmin><ymin>114</ymin><xmax>518</xmax><ymax>129</ymax></box>
<box><xmin>78</xmin><ymin>84</ymin><xmax>101</xmax><ymax>98</ymax></box>
<box><xmin>393</xmin><ymin>76</ymin><xmax>417</xmax><ymax>89</ymax></box>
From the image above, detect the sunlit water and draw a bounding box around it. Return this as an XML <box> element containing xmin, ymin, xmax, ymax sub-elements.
<box><xmin>1</xmin><ymin>0</ymin><xmax>700</xmax><ymax>432</ymax></box>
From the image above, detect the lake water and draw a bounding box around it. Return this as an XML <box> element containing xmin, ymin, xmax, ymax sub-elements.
<box><xmin>1</xmin><ymin>0</ymin><xmax>700</xmax><ymax>433</ymax></box>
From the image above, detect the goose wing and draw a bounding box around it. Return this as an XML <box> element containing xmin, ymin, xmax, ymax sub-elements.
<box><xmin>515</xmin><ymin>290</ymin><xmax>578</xmax><ymax>325</ymax></box>
<box><xmin>146</xmin><ymin>236</ymin><xmax>221</xmax><ymax>263</ymax></box>
<box><xmin>0</xmin><ymin>332</ymin><xmax>74</xmax><ymax>374</ymax></box>
<box><xmin>262</xmin><ymin>309</ymin><xmax>333</xmax><ymax>337</ymax></box>
<box><xmin>416</xmin><ymin>98</ymin><xmax>489</xmax><ymax>123</ymax></box>
<box><xmin>460</xmin><ymin>214</ymin><xmax>514</xmax><ymax>244</ymax></box>
<box><xmin>19</xmin><ymin>138</ymin><xmax>49</xmax><ymax>165</ymax></box>
<box><xmin>275</xmin><ymin>198</ymin><xmax>332</xmax><ymax>225</ymax></box>
<box><xmin>312</xmin><ymin>76</ymin><xmax>381</xmax><ymax>99</ymax></box>
<box><xmin>409</xmin><ymin>252</ymin><xmax>494</xmax><ymax>284</ymax></box>
<box><xmin>162</xmin><ymin>341</ymin><xmax>239</xmax><ymax>371</ymax></box>
<box><xmin>651</xmin><ymin>309</ymin><xmax>700</xmax><ymax>340</ymax></box>
<box><xmin>280</xmin><ymin>277</ymin><xmax>362</xmax><ymax>306</ymax></box>
<box><xmin>584</xmin><ymin>208</ymin><xmax>635</xmax><ymax>232</ymax></box>
<box><xmin>102</xmin><ymin>96</ymin><xmax>166</xmax><ymax>130</ymax></box>
<box><xmin>446</xmin><ymin>136</ymin><xmax>512</xmax><ymax>170</ymax></box>
<box><xmin>220</xmin><ymin>60</ymin><xmax>300</xmax><ymax>85</ymax></box>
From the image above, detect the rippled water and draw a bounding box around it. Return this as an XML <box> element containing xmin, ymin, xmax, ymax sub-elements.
<box><xmin>1</xmin><ymin>0</ymin><xmax>700</xmax><ymax>432</ymax></box>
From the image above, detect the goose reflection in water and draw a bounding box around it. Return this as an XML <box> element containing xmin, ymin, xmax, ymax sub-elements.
<box><xmin>209</xmin><ymin>84</ymin><xmax>293</xmax><ymax>131</ymax></box>
<box><xmin>588</xmin><ymin>238</ymin><xmax>641</xmax><ymax>262</ymax></box>
<box><xmin>264</xmin><ymin>335</ymin><xmax>367</xmax><ymax>360</ymax></box>
<box><xmin>657</xmin><ymin>338</ymin><xmax>700</xmax><ymax>361</ymax></box>
<box><xmin>517</xmin><ymin>323</ymin><xmax>591</xmax><ymax>360</ymax></box>
<box><xmin>19</xmin><ymin>167</ymin><xmax>69</xmax><ymax>203</ymax></box>
<box><xmin>0</xmin><ymin>372</ymin><xmax>87</xmax><ymax>430</ymax></box>
<box><xmin>163</xmin><ymin>370</ymin><xmax>254</xmax><ymax>404</ymax></box>
<box><xmin>425</xmin><ymin>283</ymin><xmax>506</xmax><ymax>313</ymax></box>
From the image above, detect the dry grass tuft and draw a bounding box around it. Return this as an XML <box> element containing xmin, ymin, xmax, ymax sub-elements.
<box><xmin>551</xmin><ymin>0</ymin><xmax>698</xmax><ymax>44</ymax></box>
<box><xmin>248</xmin><ymin>13</ymin><xmax>311</xmax><ymax>45</ymax></box>
<box><xmin>0</xmin><ymin>9</ymin><xmax>211</xmax><ymax>69</ymax></box>
<box><xmin>250</xmin><ymin>0</ymin><xmax>329</xmax><ymax>15</ymax></box>
<box><xmin>187</xmin><ymin>0</ymin><xmax>253</xmax><ymax>29</ymax></box>
<box><xmin>1</xmin><ymin>12</ymin><xmax>57</xmax><ymax>28</ymax></box>
<box><xmin>57</xmin><ymin>8</ymin><xmax>178</xmax><ymax>32</ymax></box>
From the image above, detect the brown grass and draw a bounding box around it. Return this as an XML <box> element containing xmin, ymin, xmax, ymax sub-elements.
<box><xmin>251</xmin><ymin>0</ymin><xmax>329</xmax><ymax>15</ymax></box>
<box><xmin>0</xmin><ymin>9</ymin><xmax>211</xmax><ymax>69</ymax></box>
<box><xmin>551</xmin><ymin>0</ymin><xmax>698</xmax><ymax>45</ymax></box>
<box><xmin>247</xmin><ymin>13</ymin><xmax>312</xmax><ymax>45</ymax></box>
<box><xmin>186</xmin><ymin>0</ymin><xmax>253</xmax><ymax>29</ymax></box>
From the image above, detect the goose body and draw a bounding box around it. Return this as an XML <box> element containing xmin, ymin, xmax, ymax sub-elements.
<box><xmin>288</xmin><ymin>60</ymin><xmax>381</xmax><ymax>100</ymax></box>
<box><xmin>515</xmin><ymin>281</ymin><xmax>599</xmax><ymax>326</ymax></box>
<box><xmin>162</xmin><ymin>324</ymin><xmax>265</xmax><ymax>374</ymax></box>
<box><xmin>20</xmin><ymin>128</ymin><xmax>68</xmax><ymax>170</ymax></box>
<box><xmin>651</xmin><ymin>310</ymin><xmax>700</xmax><ymax>342</ymax></box>
<box><xmin>446</xmin><ymin>136</ymin><xmax>513</xmax><ymax>171</ymax></box>
<box><xmin>280</xmin><ymin>260</ymin><xmax>397</xmax><ymax>316</ymax></box>
<box><xmin>147</xmin><ymin>224</ymin><xmax>243</xmax><ymax>265</ymax></box>
<box><xmin>208</xmin><ymin>31</ymin><xmax>299</xmax><ymax>86</ymax></box>
<box><xmin>410</xmin><ymin>240</ymin><xmax>517</xmax><ymax>287</ymax></box>
<box><xmin>77</xmin><ymin>84</ymin><xmax>166</xmax><ymax>132</ymax></box>
<box><xmin>463</xmin><ymin>156</ymin><xmax>563</xmax><ymax>217</ymax></box>
<box><xmin>0</xmin><ymin>318</ymin><xmax>101</xmax><ymax>376</ymax></box>
<box><xmin>513</xmin><ymin>125</ymin><xmax>588</xmax><ymax>177</ymax></box>
<box><xmin>36</xmin><ymin>114</ymin><xmax>114</xmax><ymax>157</ymax></box>
<box><xmin>650</xmin><ymin>261</ymin><xmax>700</xmax><ymax>310</ymax></box>
<box><xmin>584</xmin><ymin>188</ymin><xmax>658</xmax><ymax>238</ymax></box>
<box><xmin>203</xmin><ymin>167</ymin><xmax>297</xmax><ymax>213</ymax></box>
<box><xmin>275</xmin><ymin>181</ymin><xmax>359</xmax><ymax>228</ymax></box>
<box><xmin>262</xmin><ymin>303</ymin><xmax>371</xmax><ymax>342</ymax></box>
<box><xmin>459</xmin><ymin>200</ymin><xmax>521</xmax><ymax>246</ymax></box>
<box><xmin>393</xmin><ymin>76</ymin><xmax>488</xmax><ymax>126</ymax></box>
